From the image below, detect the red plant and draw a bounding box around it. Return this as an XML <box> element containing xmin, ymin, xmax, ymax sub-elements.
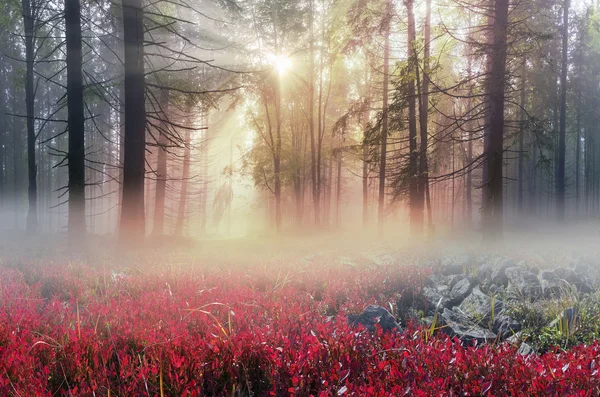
<box><xmin>0</xmin><ymin>262</ymin><xmax>598</xmax><ymax>396</ymax></box>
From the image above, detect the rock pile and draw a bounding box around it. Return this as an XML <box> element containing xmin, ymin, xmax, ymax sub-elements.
<box><xmin>349</xmin><ymin>256</ymin><xmax>598</xmax><ymax>349</ymax></box>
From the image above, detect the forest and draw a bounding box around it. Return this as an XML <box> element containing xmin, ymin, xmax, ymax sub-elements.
<box><xmin>0</xmin><ymin>0</ymin><xmax>598</xmax><ymax>241</ymax></box>
<box><xmin>3</xmin><ymin>0</ymin><xmax>600</xmax><ymax>395</ymax></box>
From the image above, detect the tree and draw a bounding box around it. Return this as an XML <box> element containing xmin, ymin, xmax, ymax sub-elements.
<box><xmin>482</xmin><ymin>0</ymin><xmax>510</xmax><ymax>239</ymax></box>
<box><xmin>65</xmin><ymin>0</ymin><xmax>86</xmax><ymax>238</ymax></box>
<box><xmin>21</xmin><ymin>0</ymin><xmax>38</xmax><ymax>233</ymax></box>
<box><xmin>119</xmin><ymin>0</ymin><xmax>147</xmax><ymax>243</ymax></box>
<box><xmin>556</xmin><ymin>0</ymin><xmax>569</xmax><ymax>222</ymax></box>
<box><xmin>377</xmin><ymin>0</ymin><xmax>391</xmax><ymax>233</ymax></box>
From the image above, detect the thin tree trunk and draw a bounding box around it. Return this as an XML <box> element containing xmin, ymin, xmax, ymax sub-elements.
<box><xmin>362</xmin><ymin>111</ymin><xmax>369</xmax><ymax>226</ymax></box>
<box><xmin>417</xmin><ymin>0</ymin><xmax>432</xmax><ymax>232</ymax></box>
<box><xmin>406</xmin><ymin>0</ymin><xmax>420</xmax><ymax>233</ymax></box>
<box><xmin>22</xmin><ymin>0</ymin><xmax>38</xmax><ymax>233</ymax></box>
<box><xmin>557</xmin><ymin>0</ymin><xmax>569</xmax><ymax>221</ymax></box>
<box><xmin>378</xmin><ymin>0</ymin><xmax>391</xmax><ymax>233</ymax></box>
<box><xmin>119</xmin><ymin>0</ymin><xmax>146</xmax><ymax>243</ymax></box>
<box><xmin>174</xmin><ymin>126</ymin><xmax>191</xmax><ymax>236</ymax></box>
<box><xmin>65</xmin><ymin>0</ymin><xmax>86</xmax><ymax>239</ymax></box>
<box><xmin>518</xmin><ymin>59</ymin><xmax>526</xmax><ymax>213</ymax></box>
<box><xmin>153</xmin><ymin>89</ymin><xmax>169</xmax><ymax>235</ymax></box>
<box><xmin>308</xmin><ymin>0</ymin><xmax>319</xmax><ymax>227</ymax></box>
<box><xmin>482</xmin><ymin>0</ymin><xmax>509</xmax><ymax>239</ymax></box>
<box><xmin>575</xmin><ymin>94</ymin><xmax>581</xmax><ymax>213</ymax></box>
<box><xmin>466</xmin><ymin>48</ymin><xmax>473</xmax><ymax>224</ymax></box>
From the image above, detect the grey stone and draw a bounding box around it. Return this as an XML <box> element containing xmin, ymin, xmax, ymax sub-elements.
<box><xmin>493</xmin><ymin>314</ymin><xmax>522</xmax><ymax>338</ymax></box>
<box><xmin>441</xmin><ymin>308</ymin><xmax>497</xmax><ymax>343</ymax></box>
<box><xmin>540</xmin><ymin>270</ymin><xmax>574</xmax><ymax>298</ymax></box>
<box><xmin>490</xmin><ymin>259</ymin><xmax>516</xmax><ymax>286</ymax></box>
<box><xmin>517</xmin><ymin>342</ymin><xmax>534</xmax><ymax>356</ymax></box>
<box><xmin>506</xmin><ymin>267</ymin><xmax>542</xmax><ymax>301</ymax></box>
<box><xmin>458</xmin><ymin>286</ymin><xmax>504</xmax><ymax>325</ymax></box>
<box><xmin>423</xmin><ymin>274</ymin><xmax>472</xmax><ymax>310</ymax></box>
<box><xmin>441</xmin><ymin>255</ymin><xmax>472</xmax><ymax>276</ymax></box>
<box><xmin>347</xmin><ymin>305</ymin><xmax>401</xmax><ymax>333</ymax></box>
<box><xmin>573</xmin><ymin>262</ymin><xmax>598</xmax><ymax>293</ymax></box>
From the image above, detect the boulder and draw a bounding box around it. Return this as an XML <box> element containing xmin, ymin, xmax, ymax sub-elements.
<box><xmin>458</xmin><ymin>287</ymin><xmax>504</xmax><ymax>325</ymax></box>
<box><xmin>573</xmin><ymin>262</ymin><xmax>598</xmax><ymax>293</ymax></box>
<box><xmin>489</xmin><ymin>259</ymin><xmax>517</xmax><ymax>287</ymax></box>
<box><xmin>493</xmin><ymin>314</ymin><xmax>522</xmax><ymax>338</ymax></box>
<box><xmin>540</xmin><ymin>270</ymin><xmax>573</xmax><ymax>298</ymax></box>
<box><xmin>441</xmin><ymin>308</ymin><xmax>497</xmax><ymax>344</ymax></box>
<box><xmin>347</xmin><ymin>305</ymin><xmax>401</xmax><ymax>333</ymax></box>
<box><xmin>423</xmin><ymin>274</ymin><xmax>472</xmax><ymax>310</ymax></box>
<box><xmin>441</xmin><ymin>255</ymin><xmax>473</xmax><ymax>276</ymax></box>
<box><xmin>505</xmin><ymin>267</ymin><xmax>542</xmax><ymax>301</ymax></box>
<box><xmin>517</xmin><ymin>342</ymin><xmax>534</xmax><ymax>356</ymax></box>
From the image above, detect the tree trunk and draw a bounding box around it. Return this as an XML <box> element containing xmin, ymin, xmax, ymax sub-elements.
<box><xmin>466</xmin><ymin>48</ymin><xmax>473</xmax><ymax>224</ymax></box>
<box><xmin>22</xmin><ymin>0</ymin><xmax>38</xmax><ymax>233</ymax></box>
<box><xmin>575</xmin><ymin>93</ymin><xmax>581</xmax><ymax>214</ymax></box>
<box><xmin>308</xmin><ymin>0</ymin><xmax>319</xmax><ymax>227</ymax></box>
<box><xmin>406</xmin><ymin>0</ymin><xmax>421</xmax><ymax>233</ymax></box>
<box><xmin>482</xmin><ymin>0</ymin><xmax>509</xmax><ymax>239</ymax></box>
<box><xmin>174</xmin><ymin>127</ymin><xmax>191</xmax><ymax>236</ymax></box>
<box><xmin>518</xmin><ymin>59</ymin><xmax>526</xmax><ymax>213</ymax></box>
<box><xmin>362</xmin><ymin>110</ymin><xmax>369</xmax><ymax>226</ymax></box>
<box><xmin>335</xmin><ymin>148</ymin><xmax>342</xmax><ymax>227</ymax></box>
<box><xmin>421</xmin><ymin>0</ymin><xmax>432</xmax><ymax>231</ymax></box>
<box><xmin>119</xmin><ymin>0</ymin><xmax>146</xmax><ymax>243</ymax></box>
<box><xmin>153</xmin><ymin>89</ymin><xmax>169</xmax><ymax>235</ymax></box>
<box><xmin>378</xmin><ymin>0</ymin><xmax>391</xmax><ymax>233</ymax></box>
<box><xmin>0</xmin><ymin>59</ymin><xmax>5</xmax><ymax>208</ymax></box>
<box><xmin>65</xmin><ymin>0</ymin><xmax>86</xmax><ymax>239</ymax></box>
<box><xmin>557</xmin><ymin>0</ymin><xmax>569</xmax><ymax>221</ymax></box>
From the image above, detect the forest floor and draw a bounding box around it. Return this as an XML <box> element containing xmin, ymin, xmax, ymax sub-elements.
<box><xmin>1</xmin><ymin>227</ymin><xmax>600</xmax><ymax>395</ymax></box>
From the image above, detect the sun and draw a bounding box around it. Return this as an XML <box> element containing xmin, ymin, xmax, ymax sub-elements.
<box><xmin>267</xmin><ymin>53</ymin><xmax>291</xmax><ymax>75</ymax></box>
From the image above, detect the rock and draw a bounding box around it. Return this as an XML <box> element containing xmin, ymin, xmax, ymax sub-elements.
<box><xmin>506</xmin><ymin>267</ymin><xmax>542</xmax><ymax>301</ymax></box>
<box><xmin>441</xmin><ymin>308</ymin><xmax>497</xmax><ymax>343</ymax></box>
<box><xmin>458</xmin><ymin>287</ymin><xmax>504</xmax><ymax>325</ymax></box>
<box><xmin>477</xmin><ymin>262</ymin><xmax>495</xmax><ymax>284</ymax></box>
<box><xmin>441</xmin><ymin>255</ymin><xmax>472</xmax><ymax>276</ymax></box>
<box><xmin>540</xmin><ymin>270</ymin><xmax>573</xmax><ymax>298</ymax></box>
<box><xmin>490</xmin><ymin>259</ymin><xmax>516</xmax><ymax>286</ymax></box>
<box><xmin>347</xmin><ymin>305</ymin><xmax>401</xmax><ymax>333</ymax></box>
<box><xmin>423</xmin><ymin>274</ymin><xmax>472</xmax><ymax>310</ymax></box>
<box><xmin>506</xmin><ymin>332</ymin><xmax>523</xmax><ymax>345</ymax></box>
<box><xmin>517</xmin><ymin>342</ymin><xmax>534</xmax><ymax>356</ymax></box>
<box><xmin>572</xmin><ymin>262</ymin><xmax>598</xmax><ymax>293</ymax></box>
<box><xmin>493</xmin><ymin>314</ymin><xmax>522</xmax><ymax>338</ymax></box>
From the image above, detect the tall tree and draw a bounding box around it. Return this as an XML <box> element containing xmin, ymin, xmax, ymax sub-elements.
<box><xmin>22</xmin><ymin>0</ymin><xmax>38</xmax><ymax>233</ymax></box>
<box><xmin>119</xmin><ymin>0</ymin><xmax>147</xmax><ymax>243</ymax></box>
<box><xmin>65</xmin><ymin>0</ymin><xmax>86</xmax><ymax>238</ymax></box>
<box><xmin>556</xmin><ymin>0</ymin><xmax>569</xmax><ymax>221</ymax></box>
<box><xmin>482</xmin><ymin>0</ymin><xmax>510</xmax><ymax>239</ymax></box>
<box><xmin>377</xmin><ymin>0</ymin><xmax>391</xmax><ymax>233</ymax></box>
<box><xmin>417</xmin><ymin>0</ymin><xmax>432</xmax><ymax>231</ymax></box>
<box><xmin>405</xmin><ymin>0</ymin><xmax>420</xmax><ymax>233</ymax></box>
<box><xmin>152</xmin><ymin>89</ymin><xmax>169</xmax><ymax>235</ymax></box>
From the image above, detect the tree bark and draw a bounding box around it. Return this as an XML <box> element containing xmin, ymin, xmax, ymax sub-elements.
<box><xmin>119</xmin><ymin>0</ymin><xmax>146</xmax><ymax>244</ymax></box>
<box><xmin>482</xmin><ymin>0</ymin><xmax>509</xmax><ymax>239</ymax></box>
<box><xmin>22</xmin><ymin>0</ymin><xmax>38</xmax><ymax>233</ymax></box>
<box><xmin>420</xmin><ymin>0</ymin><xmax>432</xmax><ymax>231</ymax></box>
<box><xmin>65</xmin><ymin>0</ymin><xmax>86</xmax><ymax>239</ymax></box>
<box><xmin>174</xmin><ymin>125</ymin><xmax>191</xmax><ymax>236</ymax></box>
<box><xmin>406</xmin><ymin>0</ymin><xmax>421</xmax><ymax>233</ymax></box>
<box><xmin>308</xmin><ymin>0</ymin><xmax>319</xmax><ymax>227</ymax></box>
<box><xmin>518</xmin><ymin>59</ymin><xmax>526</xmax><ymax>213</ymax></box>
<box><xmin>556</xmin><ymin>0</ymin><xmax>569</xmax><ymax>221</ymax></box>
<box><xmin>378</xmin><ymin>0</ymin><xmax>391</xmax><ymax>233</ymax></box>
<box><xmin>152</xmin><ymin>89</ymin><xmax>169</xmax><ymax>235</ymax></box>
